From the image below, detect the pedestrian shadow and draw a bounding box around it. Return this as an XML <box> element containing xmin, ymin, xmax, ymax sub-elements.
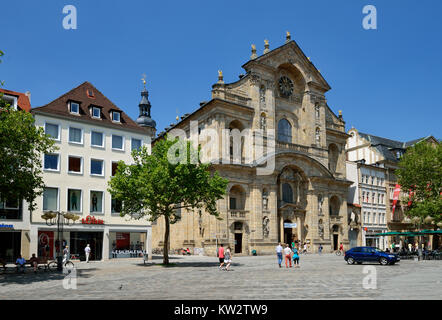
<box><xmin>0</xmin><ymin>268</ymin><xmax>99</xmax><ymax>285</ymax></box>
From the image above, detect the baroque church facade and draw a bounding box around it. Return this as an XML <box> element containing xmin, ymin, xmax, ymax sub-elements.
<box><xmin>152</xmin><ymin>35</ymin><xmax>352</xmax><ymax>255</ymax></box>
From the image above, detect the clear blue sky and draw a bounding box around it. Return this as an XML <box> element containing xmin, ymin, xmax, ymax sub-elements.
<box><xmin>1</xmin><ymin>0</ymin><xmax>441</xmax><ymax>141</ymax></box>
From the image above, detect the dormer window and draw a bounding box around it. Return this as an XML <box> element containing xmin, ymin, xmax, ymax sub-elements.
<box><xmin>69</xmin><ymin>102</ymin><xmax>80</xmax><ymax>114</ymax></box>
<box><xmin>112</xmin><ymin>111</ymin><xmax>121</xmax><ymax>123</ymax></box>
<box><xmin>92</xmin><ymin>106</ymin><xmax>101</xmax><ymax>119</ymax></box>
<box><xmin>87</xmin><ymin>89</ymin><xmax>95</xmax><ymax>98</ymax></box>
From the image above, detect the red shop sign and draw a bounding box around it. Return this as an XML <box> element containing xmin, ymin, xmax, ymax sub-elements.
<box><xmin>81</xmin><ymin>215</ymin><xmax>104</xmax><ymax>225</ymax></box>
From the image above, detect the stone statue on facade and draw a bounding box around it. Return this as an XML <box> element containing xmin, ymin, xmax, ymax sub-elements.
<box><xmin>318</xmin><ymin>194</ymin><xmax>323</xmax><ymax>215</ymax></box>
<box><xmin>262</xmin><ymin>191</ymin><xmax>269</xmax><ymax>210</ymax></box>
<box><xmin>263</xmin><ymin>216</ymin><xmax>270</xmax><ymax>238</ymax></box>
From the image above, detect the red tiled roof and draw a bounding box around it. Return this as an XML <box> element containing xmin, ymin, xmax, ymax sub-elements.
<box><xmin>0</xmin><ymin>88</ymin><xmax>31</xmax><ymax>112</ymax></box>
<box><xmin>31</xmin><ymin>81</ymin><xmax>148</xmax><ymax>134</ymax></box>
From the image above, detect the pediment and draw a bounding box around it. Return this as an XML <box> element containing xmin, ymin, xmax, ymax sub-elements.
<box><xmin>242</xmin><ymin>40</ymin><xmax>331</xmax><ymax>92</ymax></box>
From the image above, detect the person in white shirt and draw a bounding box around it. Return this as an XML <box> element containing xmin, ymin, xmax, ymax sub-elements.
<box><xmin>85</xmin><ymin>244</ymin><xmax>91</xmax><ymax>263</ymax></box>
<box><xmin>276</xmin><ymin>243</ymin><xmax>283</xmax><ymax>268</ymax></box>
<box><xmin>283</xmin><ymin>244</ymin><xmax>292</xmax><ymax>268</ymax></box>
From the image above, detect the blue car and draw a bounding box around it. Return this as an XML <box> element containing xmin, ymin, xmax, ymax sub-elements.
<box><xmin>344</xmin><ymin>246</ymin><xmax>400</xmax><ymax>265</ymax></box>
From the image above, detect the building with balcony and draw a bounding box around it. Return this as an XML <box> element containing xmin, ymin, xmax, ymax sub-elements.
<box><xmin>152</xmin><ymin>35</ymin><xmax>352</xmax><ymax>255</ymax></box>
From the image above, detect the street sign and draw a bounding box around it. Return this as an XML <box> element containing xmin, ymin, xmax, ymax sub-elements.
<box><xmin>284</xmin><ymin>223</ymin><xmax>297</xmax><ymax>228</ymax></box>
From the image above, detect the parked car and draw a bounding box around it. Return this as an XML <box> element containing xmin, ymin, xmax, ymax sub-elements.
<box><xmin>344</xmin><ymin>246</ymin><xmax>400</xmax><ymax>265</ymax></box>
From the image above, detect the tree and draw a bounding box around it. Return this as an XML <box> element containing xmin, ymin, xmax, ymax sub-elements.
<box><xmin>0</xmin><ymin>51</ymin><xmax>57</xmax><ymax>211</ymax></box>
<box><xmin>108</xmin><ymin>137</ymin><xmax>228</xmax><ymax>265</ymax></box>
<box><xmin>0</xmin><ymin>102</ymin><xmax>57</xmax><ymax>211</ymax></box>
<box><xmin>396</xmin><ymin>140</ymin><xmax>442</xmax><ymax>225</ymax></box>
<box><xmin>396</xmin><ymin>140</ymin><xmax>441</xmax><ymax>259</ymax></box>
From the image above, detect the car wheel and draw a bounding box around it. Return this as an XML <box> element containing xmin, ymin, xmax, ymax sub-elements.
<box><xmin>379</xmin><ymin>257</ymin><xmax>388</xmax><ymax>265</ymax></box>
<box><xmin>347</xmin><ymin>257</ymin><xmax>355</xmax><ymax>265</ymax></box>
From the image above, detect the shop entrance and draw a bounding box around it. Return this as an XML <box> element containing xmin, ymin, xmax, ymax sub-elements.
<box><xmin>0</xmin><ymin>231</ymin><xmax>21</xmax><ymax>262</ymax></box>
<box><xmin>70</xmin><ymin>231</ymin><xmax>103</xmax><ymax>261</ymax></box>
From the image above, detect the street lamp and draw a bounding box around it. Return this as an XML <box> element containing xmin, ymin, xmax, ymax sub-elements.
<box><xmin>41</xmin><ymin>211</ymin><xmax>80</xmax><ymax>271</ymax></box>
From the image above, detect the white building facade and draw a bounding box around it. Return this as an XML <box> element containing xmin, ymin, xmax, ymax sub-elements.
<box><xmin>29</xmin><ymin>82</ymin><xmax>156</xmax><ymax>261</ymax></box>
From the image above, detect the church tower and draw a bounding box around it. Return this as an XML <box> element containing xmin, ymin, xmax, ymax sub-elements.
<box><xmin>136</xmin><ymin>79</ymin><xmax>156</xmax><ymax>138</ymax></box>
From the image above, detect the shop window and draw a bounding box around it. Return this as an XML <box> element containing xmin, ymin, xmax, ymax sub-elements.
<box><xmin>43</xmin><ymin>188</ymin><xmax>58</xmax><ymax>211</ymax></box>
<box><xmin>90</xmin><ymin>191</ymin><xmax>103</xmax><ymax>213</ymax></box>
<box><xmin>67</xmin><ymin>189</ymin><xmax>82</xmax><ymax>212</ymax></box>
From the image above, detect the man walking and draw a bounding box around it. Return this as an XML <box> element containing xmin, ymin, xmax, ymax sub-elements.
<box><xmin>85</xmin><ymin>244</ymin><xmax>91</xmax><ymax>263</ymax></box>
<box><xmin>218</xmin><ymin>244</ymin><xmax>225</xmax><ymax>270</ymax></box>
<box><xmin>276</xmin><ymin>242</ymin><xmax>283</xmax><ymax>268</ymax></box>
<box><xmin>283</xmin><ymin>244</ymin><xmax>292</xmax><ymax>268</ymax></box>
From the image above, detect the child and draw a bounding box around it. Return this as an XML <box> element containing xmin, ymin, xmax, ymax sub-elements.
<box><xmin>292</xmin><ymin>246</ymin><xmax>300</xmax><ymax>268</ymax></box>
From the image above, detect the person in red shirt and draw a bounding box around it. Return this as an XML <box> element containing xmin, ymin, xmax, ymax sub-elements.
<box><xmin>218</xmin><ymin>244</ymin><xmax>225</xmax><ymax>270</ymax></box>
<box><xmin>339</xmin><ymin>242</ymin><xmax>344</xmax><ymax>254</ymax></box>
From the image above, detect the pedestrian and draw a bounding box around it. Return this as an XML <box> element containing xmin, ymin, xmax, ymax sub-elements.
<box><xmin>408</xmin><ymin>243</ymin><xmax>412</xmax><ymax>253</ymax></box>
<box><xmin>292</xmin><ymin>245</ymin><xmax>300</xmax><ymax>268</ymax></box>
<box><xmin>29</xmin><ymin>254</ymin><xmax>39</xmax><ymax>273</ymax></box>
<box><xmin>303</xmin><ymin>242</ymin><xmax>308</xmax><ymax>254</ymax></box>
<box><xmin>291</xmin><ymin>240</ymin><xmax>296</xmax><ymax>250</ymax></box>
<box><xmin>218</xmin><ymin>244</ymin><xmax>225</xmax><ymax>270</ymax></box>
<box><xmin>276</xmin><ymin>242</ymin><xmax>283</xmax><ymax>268</ymax></box>
<box><xmin>318</xmin><ymin>244</ymin><xmax>323</xmax><ymax>255</ymax></box>
<box><xmin>85</xmin><ymin>244</ymin><xmax>91</xmax><ymax>263</ymax></box>
<box><xmin>392</xmin><ymin>242</ymin><xmax>396</xmax><ymax>252</ymax></box>
<box><xmin>15</xmin><ymin>254</ymin><xmax>26</xmax><ymax>273</ymax></box>
<box><xmin>283</xmin><ymin>244</ymin><xmax>292</xmax><ymax>268</ymax></box>
<box><xmin>339</xmin><ymin>242</ymin><xmax>344</xmax><ymax>255</ymax></box>
<box><xmin>63</xmin><ymin>246</ymin><xmax>70</xmax><ymax>264</ymax></box>
<box><xmin>224</xmin><ymin>247</ymin><xmax>232</xmax><ymax>271</ymax></box>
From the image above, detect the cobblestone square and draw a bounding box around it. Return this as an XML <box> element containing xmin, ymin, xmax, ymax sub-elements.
<box><xmin>1</xmin><ymin>254</ymin><xmax>441</xmax><ymax>300</ymax></box>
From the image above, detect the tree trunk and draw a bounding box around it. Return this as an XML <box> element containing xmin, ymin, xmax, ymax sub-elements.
<box><xmin>163</xmin><ymin>214</ymin><xmax>170</xmax><ymax>265</ymax></box>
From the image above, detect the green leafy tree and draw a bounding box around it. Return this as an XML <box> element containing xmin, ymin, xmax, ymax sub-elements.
<box><xmin>1</xmin><ymin>49</ymin><xmax>57</xmax><ymax>211</ymax></box>
<box><xmin>396</xmin><ymin>141</ymin><xmax>442</xmax><ymax>226</ymax></box>
<box><xmin>0</xmin><ymin>102</ymin><xmax>57</xmax><ymax>211</ymax></box>
<box><xmin>108</xmin><ymin>138</ymin><xmax>228</xmax><ymax>265</ymax></box>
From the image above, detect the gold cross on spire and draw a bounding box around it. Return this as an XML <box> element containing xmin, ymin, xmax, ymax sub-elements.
<box><xmin>141</xmin><ymin>73</ymin><xmax>147</xmax><ymax>88</ymax></box>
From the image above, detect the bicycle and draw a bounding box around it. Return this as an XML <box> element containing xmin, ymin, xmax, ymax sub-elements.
<box><xmin>335</xmin><ymin>250</ymin><xmax>344</xmax><ymax>256</ymax></box>
<box><xmin>47</xmin><ymin>258</ymin><xmax>75</xmax><ymax>271</ymax></box>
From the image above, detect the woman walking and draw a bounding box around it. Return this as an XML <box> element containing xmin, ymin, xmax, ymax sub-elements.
<box><xmin>292</xmin><ymin>245</ymin><xmax>300</xmax><ymax>268</ymax></box>
<box><xmin>224</xmin><ymin>247</ymin><xmax>232</xmax><ymax>271</ymax></box>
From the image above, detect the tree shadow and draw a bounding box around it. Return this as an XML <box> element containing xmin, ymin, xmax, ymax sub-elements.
<box><xmin>0</xmin><ymin>267</ymin><xmax>99</xmax><ymax>285</ymax></box>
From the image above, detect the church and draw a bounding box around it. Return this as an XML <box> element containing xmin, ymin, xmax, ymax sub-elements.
<box><xmin>151</xmin><ymin>33</ymin><xmax>352</xmax><ymax>255</ymax></box>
